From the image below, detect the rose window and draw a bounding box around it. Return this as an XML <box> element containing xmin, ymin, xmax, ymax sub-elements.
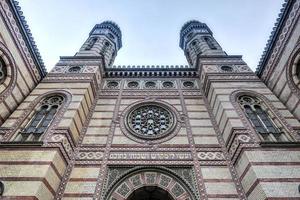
<box><xmin>126</xmin><ymin>104</ymin><xmax>174</xmax><ymax>139</ymax></box>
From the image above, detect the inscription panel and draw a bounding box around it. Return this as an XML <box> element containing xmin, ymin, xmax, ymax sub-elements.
<box><xmin>109</xmin><ymin>152</ymin><xmax>193</xmax><ymax>160</ymax></box>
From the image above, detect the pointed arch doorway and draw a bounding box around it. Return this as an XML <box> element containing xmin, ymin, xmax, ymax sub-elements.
<box><xmin>127</xmin><ymin>186</ymin><xmax>174</xmax><ymax>200</ymax></box>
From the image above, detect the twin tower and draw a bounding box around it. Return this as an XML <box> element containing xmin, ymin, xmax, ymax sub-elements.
<box><xmin>76</xmin><ymin>20</ymin><xmax>226</xmax><ymax>68</ymax></box>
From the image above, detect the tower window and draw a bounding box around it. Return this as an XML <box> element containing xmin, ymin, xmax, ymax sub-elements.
<box><xmin>16</xmin><ymin>95</ymin><xmax>64</xmax><ymax>142</ymax></box>
<box><xmin>238</xmin><ymin>95</ymin><xmax>291</xmax><ymax>142</ymax></box>
<box><xmin>85</xmin><ymin>37</ymin><xmax>98</xmax><ymax>50</ymax></box>
<box><xmin>105</xmin><ymin>41</ymin><xmax>110</xmax><ymax>47</ymax></box>
<box><xmin>0</xmin><ymin>58</ymin><xmax>7</xmax><ymax>84</ymax></box>
<box><xmin>203</xmin><ymin>36</ymin><xmax>217</xmax><ymax>49</ymax></box>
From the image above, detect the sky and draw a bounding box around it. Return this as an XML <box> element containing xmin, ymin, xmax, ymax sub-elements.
<box><xmin>18</xmin><ymin>0</ymin><xmax>284</xmax><ymax>71</ymax></box>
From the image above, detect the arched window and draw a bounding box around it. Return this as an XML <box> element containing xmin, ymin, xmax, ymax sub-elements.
<box><xmin>16</xmin><ymin>95</ymin><xmax>64</xmax><ymax>142</ymax></box>
<box><xmin>85</xmin><ymin>37</ymin><xmax>98</xmax><ymax>50</ymax></box>
<box><xmin>0</xmin><ymin>57</ymin><xmax>7</xmax><ymax>84</ymax></box>
<box><xmin>189</xmin><ymin>39</ymin><xmax>202</xmax><ymax>55</ymax></box>
<box><xmin>203</xmin><ymin>36</ymin><xmax>217</xmax><ymax>49</ymax></box>
<box><xmin>238</xmin><ymin>95</ymin><xmax>291</xmax><ymax>142</ymax></box>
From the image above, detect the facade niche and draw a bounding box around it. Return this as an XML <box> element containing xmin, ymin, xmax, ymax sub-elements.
<box><xmin>238</xmin><ymin>95</ymin><xmax>292</xmax><ymax>142</ymax></box>
<box><xmin>15</xmin><ymin>95</ymin><xmax>64</xmax><ymax>142</ymax></box>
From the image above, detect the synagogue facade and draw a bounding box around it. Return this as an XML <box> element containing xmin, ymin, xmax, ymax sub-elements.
<box><xmin>0</xmin><ymin>0</ymin><xmax>300</xmax><ymax>199</ymax></box>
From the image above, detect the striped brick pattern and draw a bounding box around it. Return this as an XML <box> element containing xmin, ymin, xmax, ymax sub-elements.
<box><xmin>185</xmin><ymin>98</ymin><xmax>218</xmax><ymax>146</ymax></box>
<box><xmin>0</xmin><ymin>16</ymin><xmax>42</xmax><ymax>125</ymax></box>
<box><xmin>63</xmin><ymin>165</ymin><xmax>101</xmax><ymax>199</ymax></box>
<box><xmin>83</xmin><ymin>98</ymin><xmax>116</xmax><ymax>146</ymax></box>
<box><xmin>204</xmin><ymin>71</ymin><xmax>300</xmax><ymax>199</ymax></box>
<box><xmin>0</xmin><ymin>149</ymin><xmax>66</xmax><ymax>200</ymax></box>
<box><xmin>258</xmin><ymin>1</ymin><xmax>300</xmax><ymax>121</ymax></box>
<box><xmin>1</xmin><ymin>82</ymin><xmax>94</xmax><ymax>144</ymax></box>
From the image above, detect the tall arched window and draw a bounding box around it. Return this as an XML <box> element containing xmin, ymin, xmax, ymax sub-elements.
<box><xmin>203</xmin><ymin>36</ymin><xmax>217</xmax><ymax>49</ymax></box>
<box><xmin>238</xmin><ymin>95</ymin><xmax>291</xmax><ymax>142</ymax></box>
<box><xmin>85</xmin><ymin>37</ymin><xmax>98</xmax><ymax>50</ymax></box>
<box><xmin>190</xmin><ymin>39</ymin><xmax>202</xmax><ymax>55</ymax></box>
<box><xmin>0</xmin><ymin>57</ymin><xmax>7</xmax><ymax>84</ymax></box>
<box><xmin>15</xmin><ymin>95</ymin><xmax>64</xmax><ymax>142</ymax></box>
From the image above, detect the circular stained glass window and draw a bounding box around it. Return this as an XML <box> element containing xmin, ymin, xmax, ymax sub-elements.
<box><xmin>126</xmin><ymin>103</ymin><xmax>175</xmax><ymax>139</ymax></box>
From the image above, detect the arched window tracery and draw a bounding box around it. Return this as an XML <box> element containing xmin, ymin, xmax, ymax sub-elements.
<box><xmin>15</xmin><ymin>95</ymin><xmax>64</xmax><ymax>142</ymax></box>
<box><xmin>238</xmin><ymin>95</ymin><xmax>291</xmax><ymax>142</ymax></box>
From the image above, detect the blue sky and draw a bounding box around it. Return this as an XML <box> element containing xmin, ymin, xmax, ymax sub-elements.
<box><xmin>18</xmin><ymin>0</ymin><xmax>283</xmax><ymax>71</ymax></box>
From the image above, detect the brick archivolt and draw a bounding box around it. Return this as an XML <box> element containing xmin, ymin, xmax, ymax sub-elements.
<box><xmin>104</xmin><ymin>167</ymin><xmax>196</xmax><ymax>200</ymax></box>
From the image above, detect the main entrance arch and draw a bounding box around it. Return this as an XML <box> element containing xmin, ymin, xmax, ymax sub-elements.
<box><xmin>104</xmin><ymin>167</ymin><xmax>196</xmax><ymax>200</ymax></box>
<box><xmin>127</xmin><ymin>186</ymin><xmax>174</xmax><ymax>200</ymax></box>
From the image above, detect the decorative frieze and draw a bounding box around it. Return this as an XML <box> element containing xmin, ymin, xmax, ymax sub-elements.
<box><xmin>197</xmin><ymin>151</ymin><xmax>225</xmax><ymax>160</ymax></box>
<box><xmin>50</xmin><ymin>65</ymin><xmax>99</xmax><ymax>74</ymax></box>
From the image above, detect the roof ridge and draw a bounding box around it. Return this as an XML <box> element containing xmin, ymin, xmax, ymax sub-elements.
<box><xmin>11</xmin><ymin>0</ymin><xmax>47</xmax><ymax>76</ymax></box>
<box><xmin>256</xmin><ymin>0</ymin><xmax>290</xmax><ymax>76</ymax></box>
<box><xmin>110</xmin><ymin>65</ymin><xmax>190</xmax><ymax>69</ymax></box>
